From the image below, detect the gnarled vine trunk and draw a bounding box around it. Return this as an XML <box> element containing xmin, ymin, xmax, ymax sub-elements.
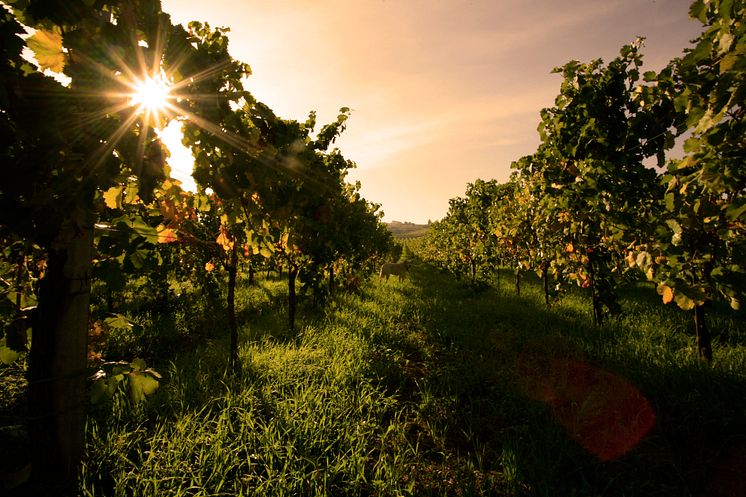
<box><xmin>288</xmin><ymin>264</ymin><xmax>298</xmax><ymax>330</ymax></box>
<box><xmin>588</xmin><ymin>261</ymin><xmax>602</xmax><ymax>327</ymax></box>
<box><xmin>227</xmin><ymin>243</ymin><xmax>239</xmax><ymax>372</ymax></box>
<box><xmin>694</xmin><ymin>305</ymin><xmax>713</xmax><ymax>362</ymax></box>
<box><xmin>28</xmin><ymin>209</ymin><xmax>95</xmax><ymax>492</ymax></box>
<box><xmin>247</xmin><ymin>261</ymin><xmax>255</xmax><ymax>286</ymax></box>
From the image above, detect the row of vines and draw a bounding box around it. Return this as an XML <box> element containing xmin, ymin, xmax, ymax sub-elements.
<box><xmin>0</xmin><ymin>0</ymin><xmax>393</xmax><ymax>492</ymax></box>
<box><xmin>421</xmin><ymin>0</ymin><xmax>744</xmax><ymax>360</ymax></box>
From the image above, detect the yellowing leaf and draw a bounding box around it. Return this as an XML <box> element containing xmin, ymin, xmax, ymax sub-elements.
<box><xmin>26</xmin><ymin>29</ymin><xmax>66</xmax><ymax>73</ymax></box>
<box><xmin>204</xmin><ymin>262</ymin><xmax>215</xmax><ymax>272</ymax></box>
<box><xmin>156</xmin><ymin>225</ymin><xmax>177</xmax><ymax>243</ymax></box>
<box><xmin>674</xmin><ymin>293</ymin><xmax>696</xmax><ymax>311</ymax></box>
<box><xmin>662</xmin><ymin>286</ymin><xmax>674</xmax><ymax>305</ymax></box>
<box><xmin>565</xmin><ymin>242</ymin><xmax>575</xmax><ymax>253</ymax></box>
<box><xmin>626</xmin><ymin>251</ymin><xmax>636</xmax><ymax>268</ymax></box>
<box><xmin>216</xmin><ymin>231</ymin><xmax>234</xmax><ymax>252</ymax></box>
<box><xmin>720</xmin><ymin>53</ymin><xmax>739</xmax><ymax>73</ymax></box>
<box><xmin>103</xmin><ymin>186</ymin><xmax>123</xmax><ymax>209</ymax></box>
<box><xmin>636</xmin><ymin>251</ymin><xmax>652</xmax><ymax>270</ymax></box>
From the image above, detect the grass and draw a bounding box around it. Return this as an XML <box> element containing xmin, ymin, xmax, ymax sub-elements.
<box><xmin>9</xmin><ymin>262</ymin><xmax>744</xmax><ymax>496</ymax></box>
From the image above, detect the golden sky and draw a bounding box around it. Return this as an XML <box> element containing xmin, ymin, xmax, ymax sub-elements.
<box><xmin>161</xmin><ymin>0</ymin><xmax>702</xmax><ymax>223</ymax></box>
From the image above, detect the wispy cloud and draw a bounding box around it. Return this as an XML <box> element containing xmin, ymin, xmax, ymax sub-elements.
<box><xmin>162</xmin><ymin>0</ymin><xmax>703</xmax><ymax>223</ymax></box>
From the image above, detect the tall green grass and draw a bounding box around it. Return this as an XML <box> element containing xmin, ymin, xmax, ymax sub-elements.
<box><xmin>79</xmin><ymin>264</ymin><xmax>745</xmax><ymax>496</ymax></box>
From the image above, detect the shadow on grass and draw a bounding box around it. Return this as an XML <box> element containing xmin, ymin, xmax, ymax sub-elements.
<box><xmin>77</xmin><ymin>264</ymin><xmax>745</xmax><ymax>497</ymax></box>
<box><xmin>376</xmin><ymin>263</ymin><xmax>746</xmax><ymax>497</ymax></box>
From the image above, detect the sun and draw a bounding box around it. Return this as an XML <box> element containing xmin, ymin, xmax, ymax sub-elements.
<box><xmin>130</xmin><ymin>73</ymin><xmax>172</xmax><ymax>115</ymax></box>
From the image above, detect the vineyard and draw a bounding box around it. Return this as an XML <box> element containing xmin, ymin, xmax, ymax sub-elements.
<box><xmin>0</xmin><ymin>0</ymin><xmax>744</xmax><ymax>496</ymax></box>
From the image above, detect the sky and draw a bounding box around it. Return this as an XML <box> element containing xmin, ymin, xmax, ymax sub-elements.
<box><xmin>160</xmin><ymin>0</ymin><xmax>704</xmax><ymax>224</ymax></box>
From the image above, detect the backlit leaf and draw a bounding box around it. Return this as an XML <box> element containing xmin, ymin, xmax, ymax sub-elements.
<box><xmin>674</xmin><ymin>293</ymin><xmax>696</xmax><ymax>311</ymax></box>
<box><xmin>104</xmin><ymin>314</ymin><xmax>132</xmax><ymax>331</ymax></box>
<box><xmin>665</xmin><ymin>192</ymin><xmax>675</xmax><ymax>211</ymax></box>
<box><xmin>128</xmin><ymin>372</ymin><xmax>159</xmax><ymax>403</ymax></box>
<box><xmin>0</xmin><ymin>345</ymin><xmax>20</xmax><ymax>365</ymax></box>
<box><xmin>131</xmin><ymin>358</ymin><xmax>146</xmax><ymax>372</ymax></box>
<box><xmin>719</xmin><ymin>53</ymin><xmax>739</xmax><ymax>73</ymax></box>
<box><xmin>689</xmin><ymin>0</ymin><xmax>707</xmax><ymax>22</ymax></box>
<box><xmin>156</xmin><ymin>224</ymin><xmax>177</xmax><ymax>243</ymax></box>
<box><xmin>626</xmin><ymin>251</ymin><xmax>636</xmax><ymax>268</ymax></box>
<box><xmin>636</xmin><ymin>251</ymin><xmax>652</xmax><ymax>269</ymax></box>
<box><xmin>26</xmin><ymin>29</ymin><xmax>65</xmax><ymax>73</ymax></box>
<box><xmin>103</xmin><ymin>186</ymin><xmax>123</xmax><ymax>210</ymax></box>
<box><xmin>216</xmin><ymin>231</ymin><xmax>234</xmax><ymax>252</ymax></box>
<box><xmin>661</xmin><ymin>285</ymin><xmax>674</xmax><ymax>304</ymax></box>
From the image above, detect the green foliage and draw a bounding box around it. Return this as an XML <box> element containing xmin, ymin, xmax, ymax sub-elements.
<box><xmin>525</xmin><ymin>39</ymin><xmax>677</xmax><ymax>323</ymax></box>
<box><xmin>641</xmin><ymin>0</ymin><xmax>745</xmax><ymax>313</ymax></box>
<box><xmin>89</xmin><ymin>357</ymin><xmax>161</xmax><ymax>405</ymax></box>
<box><xmin>0</xmin><ymin>339</ymin><xmax>21</xmax><ymax>365</ymax></box>
<box><xmin>76</xmin><ymin>263</ymin><xmax>746</xmax><ymax>496</ymax></box>
<box><xmin>625</xmin><ymin>0</ymin><xmax>745</xmax><ymax>359</ymax></box>
<box><xmin>424</xmin><ymin>0</ymin><xmax>743</xmax><ymax>355</ymax></box>
<box><xmin>421</xmin><ymin>179</ymin><xmax>508</xmax><ymax>283</ymax></box>
<box><xmin>3</xmin><ymin>0</ymin><xmax>744</xmax><ymax>491</ymax></box>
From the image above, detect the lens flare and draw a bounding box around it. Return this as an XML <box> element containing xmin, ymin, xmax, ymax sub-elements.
<box><xmin>130</xmin><ymin>74</ymin><xmax>171</xmax><ymax>115</ymax></box>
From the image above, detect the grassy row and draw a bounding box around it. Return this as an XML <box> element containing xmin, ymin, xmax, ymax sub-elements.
<box><xmin>79</xmin><ymin>263</ymin><xmax>746</xmax><ymax>496</ymax></box>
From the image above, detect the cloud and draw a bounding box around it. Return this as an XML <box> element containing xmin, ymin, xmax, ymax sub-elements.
<box><xmin>338</xmin><ymin>117</ymin><xmax>447</xmax><ymax>169</ymax></box>
<box><xmin>161</xmin><ymin>0</ymin><xmax>705</xmax><ymax>223</ymax></box>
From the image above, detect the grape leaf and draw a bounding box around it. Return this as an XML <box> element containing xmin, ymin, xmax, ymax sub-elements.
<box><xmin>156</xmin><ymin>224</ymin><xmax>177</xmax><ymax>243</ymax></box>
<box><xmin>128</xmin><ymin>372</ymin><xmax>159</xmax><ymax>403</ymax></box>
<box><xmin>26</xmin><ymin>29</ymin><xmax>66</xmax><ymax>73</ymax></box>
<box><xmin>216</xmin><ymin>231</ymin><xmax>233</xmax><ymax>252</ymax></box>
<box><xmin>103</xmin><ymin>186</ymin><xmax>123</xmax><ymax>209</ymax></box>
<box><xmin>130</xmin><ymin>358</ymin><xmax>146</xmax><ymax>372</ymax></box>
<box><xmin>90</xmin><ymin>378</ymin><xmax>107</xmax><ymax>404</ymax></box>
<box><xmin>674</xmin><ymin>293</ymin><xmax>696</xmax><ymax>311</ymax></box>
<box><xmin>657</xmin><ymin>284</ymin><xmax>674</xmax><ymax>304</ymax></box>
<box><xmin>0</xmin><ymin>345</ymin><xmax>20</xmax><ymax>365</ymax></box>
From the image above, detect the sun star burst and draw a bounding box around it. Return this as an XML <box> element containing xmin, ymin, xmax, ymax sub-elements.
<box><xmin>130</xmin><ymin>73</ymin><xmax>172</xmax><ymax>115</ymax></box>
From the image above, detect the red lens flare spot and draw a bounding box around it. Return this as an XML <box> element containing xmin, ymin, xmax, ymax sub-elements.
<box><xmin>518</xmin><ymin>349</ymin><xmax>656</xmax><ymax>461</ymax></box>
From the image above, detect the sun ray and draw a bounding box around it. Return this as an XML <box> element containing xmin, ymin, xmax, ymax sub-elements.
<box><xmin>83</xmin><ymin>109</ymin><xmax>142</xmax><ymax>174</ymax></box>
<box><xmin>50</xmin><ymin>19</ymin><xmax>317</xmax><ymax>196</ymax></box>
<box><xmin>130</xmin><ymin>75</ymin><xmax>171</xmax><ymax>112</ymax></box>
<box><xmin>168</xmin><ymin>59</ymin><xmax>234</xmax><ymax>93</ymax></box>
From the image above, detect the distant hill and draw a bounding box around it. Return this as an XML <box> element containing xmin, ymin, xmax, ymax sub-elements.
<box><xmin>386</xmin><ymin>221</ymin><xmax>430</xmax><ymax>239</ymax></box>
